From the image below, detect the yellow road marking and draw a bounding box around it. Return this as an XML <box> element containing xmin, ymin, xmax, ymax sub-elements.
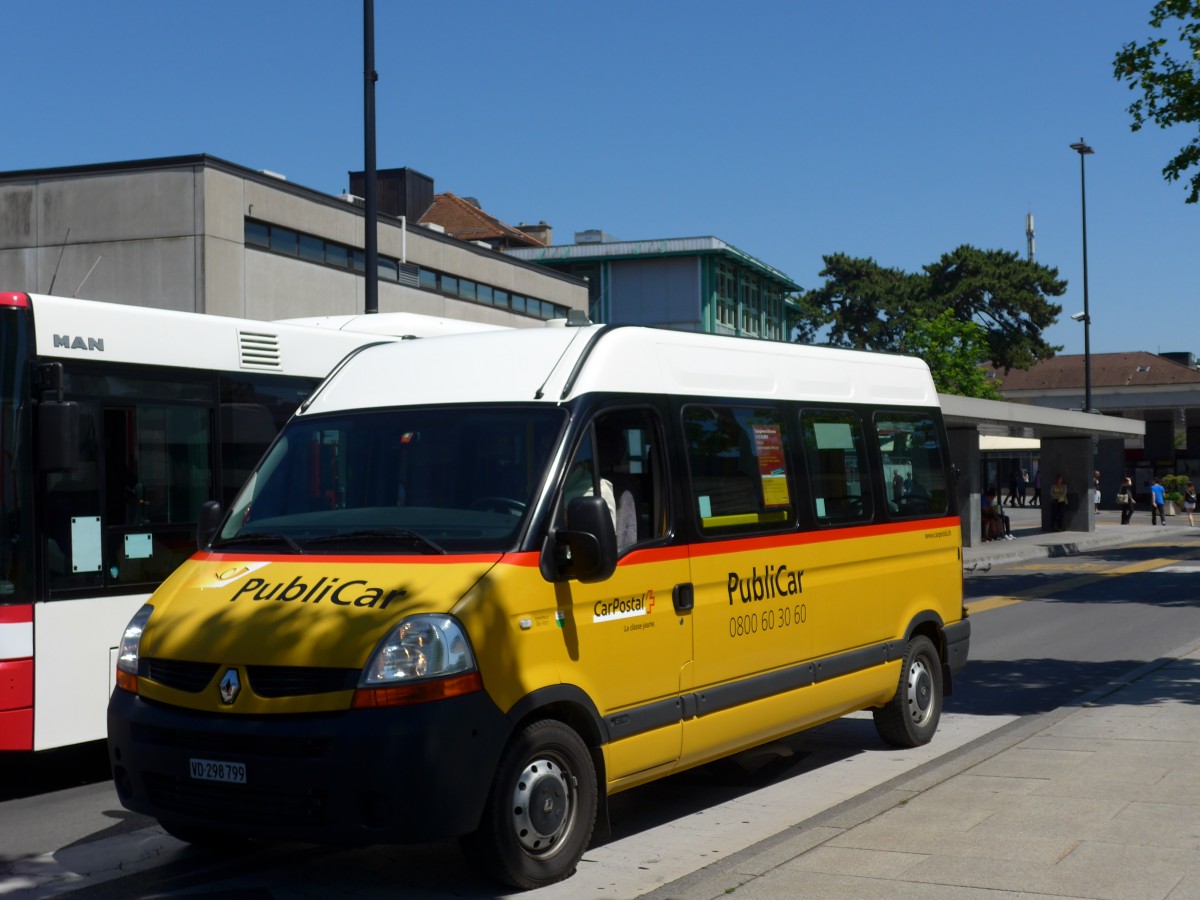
<box><xmin>966</xmin><ymin>550</ymin><xmax>1200</xmax><ymax>616</ymax></box>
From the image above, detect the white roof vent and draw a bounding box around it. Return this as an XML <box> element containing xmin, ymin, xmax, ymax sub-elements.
<box><xmin>238</xmin><ymin>330</ymin><xmax>282</xmax><ymax>370</ymax></box>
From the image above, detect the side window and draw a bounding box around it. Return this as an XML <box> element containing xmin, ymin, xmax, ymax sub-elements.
<box><xmin>557</xmin><ymin>409</ymin><xmax>666</xmax><ymax>552</ymax></box>
<box><xmin>219</xmin><ymin>374</ymin><xmax>320</xmax><ymax>508</ymax></box>
<box><xmin>683</xmin><ymin>405</ymin><xmax>793</xmax><ymax>535</ymax></box>
<box><xmin>800</xmin><ymin>409</ymin><xmax>873</xmax><ymax>524</ymax></box>
<box><xmin>877</xmin><ymin>411</ymin><xmax>949</xmax><ymax>517</ymax></box>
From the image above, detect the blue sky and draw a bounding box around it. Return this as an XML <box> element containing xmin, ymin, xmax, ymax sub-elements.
<box><xmin>6</xmin><ymin>1</ymin><xmax>1194</xmax><ymax>357</ymax></box>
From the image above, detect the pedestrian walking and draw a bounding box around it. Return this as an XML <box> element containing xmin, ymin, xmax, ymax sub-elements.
<box><xmin>1030</xmin><ymin>469</ymin><xmax>1041</xmax><ymax>507</ymax></box>
<box><xmin>1093</xmin><ymin>470</ymin><xmax>1102</xmax><ymax>514</ymax></box>
<box><xmin>1117</xmin><ymin>476</ymin><xmax>1135</xmax><ymax>525</ymax></box>
<box><xmin>1150</xmin><ymin>477</ymin><xmax>1167</xmax><ymax>526</ymax></box>
<box><xmin>1186</xmin><ymin>482</ymin><xmax>1197</xmax><ymax>526</ymax></box>
<box><xmin>1021</xmin><ymin>469</ymin><xmax>1030</xmax><ymax>506</ymax></box>
<box><xmin>1050</xmin><ymin>473</ymin><xmax>1068</xmax><ymax>531</ymax></box>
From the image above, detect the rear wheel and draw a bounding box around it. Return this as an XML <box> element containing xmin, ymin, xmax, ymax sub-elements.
<box><xmin>463</xmin><ymin>719</ymin><xmax>597</xmax><ymax>889</ymax></box>
<box><xmin>873</xmin><ymin>635</ymin><xmax>943</xmax><ymax>748</ymax></box>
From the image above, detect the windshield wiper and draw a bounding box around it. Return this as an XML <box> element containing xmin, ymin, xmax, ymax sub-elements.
<box><xmin>212</xmin><ymin>531</ymin><xmax>305</xmax><ymax>554</ymax></box>
<box><xmin>304</xmin><ymin>529</ymin><xmax>447</xmax><ymax>555</ymax></box>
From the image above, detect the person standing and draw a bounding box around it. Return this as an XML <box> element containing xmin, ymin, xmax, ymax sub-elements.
<box><xmin>1149</xmin><ymin>477</ymin><xmax>1167</xmax><ymax>526</ymax></box>
<box><xmin>1050</xmin><ymin>474</ymin><xmax>1068</xmax><ymax>531</ymax></box>
<box><xmin>1185</xmin><ymin>482</ymin><xmax>1197</xmax><ymax>527</ymax></box>
<box><xmin>1030</xmin><ymin>469</ymin><xmax>1041</xmax><ymax>507</ymax></box>
<box><xmin>1093</xmin><ymin>470</ymin><xmax>1102</xmax><ymax>514</ymax></box>
<box><xmin>1006</xmin><ymin>466</ymin><xmax>1022</xmax><ymax>507</ymax></box>
<box><xmin>1116</xmin><ymin>476</ymin><xmax>1135</xmax><ymax>525</ymax></box>
<box><xmin>1021</xmin><ymin>469</ymin><xmax>1031</xmax><ymax>507</ymax></box>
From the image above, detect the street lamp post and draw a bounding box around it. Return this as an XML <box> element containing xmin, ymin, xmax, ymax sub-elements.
<box><xmin>1070</xmin><ymin>138</ymin><xmax>1094</xmax><ymax>412</ymax></box>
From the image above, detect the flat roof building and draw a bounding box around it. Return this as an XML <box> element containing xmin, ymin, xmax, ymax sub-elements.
<box><xmin>0</xmin><ymin>155</ymin><xmax>586</xmax><ymax>327</ymax></box>
<box><xmin>507</xmin><ymin>232</ymin><xmax>800</xmax><ymax>340</ymax></box>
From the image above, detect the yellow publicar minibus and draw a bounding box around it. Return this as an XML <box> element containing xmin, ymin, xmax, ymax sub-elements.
<box><xmin>107</xmin><ymin>323</ymin><xmax>969</xmax><ymax>889</ymax></box>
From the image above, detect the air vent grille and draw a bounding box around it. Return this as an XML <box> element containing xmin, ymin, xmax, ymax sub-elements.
<box><xmin>239</xmin><ymin>330</ymin><xmax>282</xmax><ymax>370</ymax></box>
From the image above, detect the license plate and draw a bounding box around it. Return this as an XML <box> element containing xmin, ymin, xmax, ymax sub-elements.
<box><xmin>189</xmin><ymin>758</ymin><xmax>247</xmax><ymax>784</ymax></box>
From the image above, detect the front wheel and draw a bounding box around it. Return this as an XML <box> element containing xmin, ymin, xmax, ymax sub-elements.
<box><xmin>463</xmin><ymin>719</ymin><xmax>598</xmax><ymax>890</ymax></box>
<box><xmin>873</xmin><ymin>635</ymin><xmax>943</xmax><ymax>748</ymax></box>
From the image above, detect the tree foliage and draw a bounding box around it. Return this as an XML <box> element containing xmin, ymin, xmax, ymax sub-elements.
<box><xmin>899</xmin><ymin>309</ymin><xmax>1003</xmax><ymax>399</ymax></box>
<box><xmin>797</xmin><ymin>245</ymin><xmax>1065</xmax><ymax>381</ymax></box>
<box><xmin>1114</xmin><ymin>0</ymin><xmax>1200</xmax><ymax>203</ymax></box>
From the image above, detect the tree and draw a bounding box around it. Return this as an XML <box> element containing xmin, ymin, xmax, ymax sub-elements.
<box><xmin>900</xmin><ymin>309</ymin><xmax>1003</xmax><ymax>399</ymax></box>
<box><xmin>924</xmin><ymin>246</ymin><xmax>1065</xmax><ymax>371</ymax></box>
<box><xmin>798</xmin><ymin>245</ymin><xmax>1065</xmax><ymax>373</ymax></box>
<box><xmin>1114</xmin><ymin>0</ymin><xmax>1200</xmax><ymax>203</ymax></box>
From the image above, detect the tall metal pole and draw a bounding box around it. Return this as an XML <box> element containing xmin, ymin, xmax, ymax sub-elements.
<box><xmin>1070</xmin><ymin>139</ymin><xmax>1094</xmax><ymax>412</ymax></box>
<box><xmin>363</xmin><ymin>0</ymin><xmax>379</xmax><ymax>314</ymax></box>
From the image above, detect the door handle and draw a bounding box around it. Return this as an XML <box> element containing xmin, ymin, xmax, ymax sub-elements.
<box><xmin>673</xmin><ymin>582</ymin><xmax>694</xmax><ymax>612</ymax></box>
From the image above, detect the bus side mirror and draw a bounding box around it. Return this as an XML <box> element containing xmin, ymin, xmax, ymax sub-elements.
<box><xmin>540</xmin><ymin>496</ymin><xmax>617</xmax><ymax>584</ymax></box>
<box><xmin>197</xmin><ymin>500</ymin><xmax>223</xmax><ymax>550</ymax></box>
<box><xmin>38</xmin><ymin>400</ymin><xmax>80</xmax><ymax>473</ymax></box>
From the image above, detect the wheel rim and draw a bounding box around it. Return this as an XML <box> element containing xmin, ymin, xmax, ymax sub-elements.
<box><xmin>509</xmin><ymin>754</ymin><xmax>575</xmax><ymax>857</ymax></box>
<box><xmin>906</xmin><ymin>654</ymin><xmax>935</xmax><ymax>728</ymax></box>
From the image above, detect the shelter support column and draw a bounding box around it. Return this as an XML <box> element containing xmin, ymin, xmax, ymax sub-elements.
<box><xmin>1185</xmin><ymin>408</ymin><xmax>1200</xmax><ymax>461</ymax></box>
<box><xmin>1145</xmin><ymin>415</ymin><xmax>1176</xmax><ymax>466</ymax></box>
<box><xmin>1038</xmin><ymin>436</ymin><xmax>1094</xmax><ymax>533</ymax></box>
<box><xmin>948</xmin><ymin>427</ymin><xmax>981</xmax><ymax>547</ymax></box>
<box><xmin>1095</xmin><ymin>438</ymin><xmax>1126</xmax><ymax>509</ymax></box>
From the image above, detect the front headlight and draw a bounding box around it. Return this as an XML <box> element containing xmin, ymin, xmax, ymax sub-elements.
<box><xmin>353</xmin><ymin>615</ymin><xmax>481</xmax><ymax>709</ymax></box>
<box><xmin>115</xmin><ymin>604</ymin><xmax>153</xmax><ymax>693</ymax></box>
<box><xmin>360</xmin><ymin>614</ymin><xmax>475</xmax><ymax>684</ymax></box>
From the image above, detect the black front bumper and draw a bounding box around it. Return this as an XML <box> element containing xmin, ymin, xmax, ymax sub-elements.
<box><xmin>107</xmin><ymin>688</ymin><xmax>511</xmax><ymax>845</ymax></box>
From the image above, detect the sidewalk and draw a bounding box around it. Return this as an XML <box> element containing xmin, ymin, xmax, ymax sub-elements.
<box><xmin>648</xmin><ymin>646</ymin><xmax>1200</xmax><ymax>900</ymax></box>
<box><xmin>646</xmin><ymin>508</ymin><xmax>1200</xmax><ymax>900</ymax></box>
<box><xmin>964</xmin><ymin>501</ymin><xmax>1198</xmax><ymax>568</ymax></box>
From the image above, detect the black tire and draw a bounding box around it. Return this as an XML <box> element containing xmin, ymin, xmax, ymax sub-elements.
<box><xmin>873</xmin><ymin>635</ymin><xmax>943</xmax><ymax>748</ymax></box>
<box><xmin>463</xmin><ymin>719</ymin><xmax>597</xmax><ymax>890</ymax></box>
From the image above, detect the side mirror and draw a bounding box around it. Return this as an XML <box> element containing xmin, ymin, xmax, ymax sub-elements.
<box><xmin>540</xmin><ymin>496</ymin><xmax>617</xmax><ymax>584</ymax></box>
<box><xmin>38</xmin><ymin>400</ymin><xmax>80</xmax><ymax>473</ymax></box>
<box><xmin>197</xmin><ymin>500</ymin><xmax>223</xmax><ymax>550</ymax></box>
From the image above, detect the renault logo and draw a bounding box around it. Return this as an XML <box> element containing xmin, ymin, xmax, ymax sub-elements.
<box><xmin>218</xmin><ymin>669</ymin><xmax>241</xmax><ymax>705</ymax></box>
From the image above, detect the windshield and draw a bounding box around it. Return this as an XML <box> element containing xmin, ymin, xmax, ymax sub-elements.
<box><xmin>217</xmin><ymin>405</ymin><xmax>565</xmax><ymax>554</ymax></box>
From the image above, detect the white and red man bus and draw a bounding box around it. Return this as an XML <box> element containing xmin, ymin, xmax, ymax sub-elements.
<box><xmin>0</xmin><ymin>291</ymin><xmax>502</xmax><ymax>752</ymax></box>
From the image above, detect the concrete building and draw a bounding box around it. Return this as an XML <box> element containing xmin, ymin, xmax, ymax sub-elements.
<box><xmin>507</xmin><ymin>232</ymin><xmax>800</xmax><ymax>338</ymax></box>
<box><xmin>0</xmin><ymin>155</ymin><xmax>586</xmax><ymax>326</ymax></box>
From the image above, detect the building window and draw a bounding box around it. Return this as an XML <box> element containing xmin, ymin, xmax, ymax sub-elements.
<box><xmin>245</xmin><ymin>221</ymin><xmax>269</xmax><ymax>248</ymax></box>
<box><xmin>715</xmin><ymin>262</ymin><xmax>737</xmax><ymax>328</ymax></box>
<box><xmin>740</xmin><ymin>274</ymin><xmax>760</xmax><ymax>335</ymax></box>
<box><xmin>243</xmin><ymin>219</ymin><xmax>570</xmax><ymax>322</ymax></box>
<box><xmin>269</xmin><ymin>226</ymin><xmax>298</xmax><ymax>256</ymax></box>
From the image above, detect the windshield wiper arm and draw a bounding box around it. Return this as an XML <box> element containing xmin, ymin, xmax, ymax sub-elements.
<box><xmin>212</xmin><ymin>531</ymin><xmax>305</xmax><ymax>554</ymax></box>
<box><xmin>304</xmin><ymin>529</ymin><xmax>447</xmax><ymax>555</ymax></box>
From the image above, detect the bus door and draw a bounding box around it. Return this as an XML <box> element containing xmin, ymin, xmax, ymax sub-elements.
<box><xmin>680</xmin><ymin>403</ymin><xmax>813</xmax><ymax>761</ymax></box>
<box><xmin>551</xmin><ymin>407</ymin><xmax>690</xmax><ymax>782</ymax></box>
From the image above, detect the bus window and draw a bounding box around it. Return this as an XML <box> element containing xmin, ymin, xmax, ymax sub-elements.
<box><xmin>800</xmin><ymin>409</ymin><xmax>873</xmax><ymax>524</ymax></box>
<box><xmin>876</xmin><ymin>411</ymin><xmax>949</xmax><ymax>517</ymax></box>
<box><xmin>683</xmin><ymin>405</ymin><xmax>793</xmax><ymax>534</ymax></box>
<box><xmin>556</xmin><ymin>409</ymin><xmax>667</xmax><ymax>552</ymax></box>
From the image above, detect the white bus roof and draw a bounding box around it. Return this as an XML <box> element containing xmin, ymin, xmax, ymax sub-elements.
<box><xmin>23</xmin><ymin>293</ymin><xmax>395</xmax><ymax>377</ymax></box>
<box><xmin>302</xmin><ymin>325</ymin><xmax>940</xmax><ymax>415</ymax></box>
<box><xmin>275</xmin><ymin>312</ymin><xmax>510</xmax><ymax>339</ymax></box>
